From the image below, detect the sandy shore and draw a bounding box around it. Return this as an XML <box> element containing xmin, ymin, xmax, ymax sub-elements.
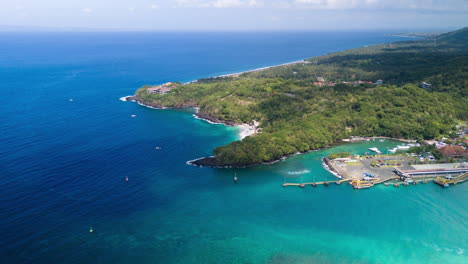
<box><xmin>185</xmin><ymin>59</ymin><xmax>306</xmax><ymax>84</ymax></box>
<box><xmin>216</xmin><ymin>60</ymin><xmax>305</xmax><ymax>78</ymax></box>
<box><xmin>192</xmin><ymin>108</ymin><xmax>258</xmax><ymax>139</ymax></box>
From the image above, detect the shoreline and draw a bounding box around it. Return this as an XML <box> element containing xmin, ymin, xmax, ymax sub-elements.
<box><xmin>125</xmin><ymin>96</ymin><xmax>419</xmax><ymax>169</ymax></box>
<box><xmin>189</xmin><ymin>145</ymin><xmax>335</xmax><ymax>168</ymax></box>
<box><xmin>322</xmin><ymin>158</ymin><xmax>343</xmax><ymax>179</ymax></box>
<box><xmin>123</xmin><ymin>33</ymin><xmax>421</xmax><ymax>168</ymax></box>
<box><xmin>215</xmin><ymin>60</ymin><xmax>305</xmax><ymax>78</ymax></box>
<box><xmin>184</xmin><ymin>59</ymin><xmax>306</xmax><ymax>84</ymax></box>
<box><xmin>124</xmin><ymin>96</ymin><xmax>258</xmax><ymax>140</ymax></box>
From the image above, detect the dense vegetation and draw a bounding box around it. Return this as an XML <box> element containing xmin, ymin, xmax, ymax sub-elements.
<box><xmin>136</xmin><ymin>28</ymin><xmax>468</xmax><ymax>166</ymax></box>
<box><xmin>408</xmin><ymin>145</ymin><xmax>442</xmax><ymax>160</ymax></box>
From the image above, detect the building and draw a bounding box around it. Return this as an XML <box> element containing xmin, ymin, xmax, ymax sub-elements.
<box><xmin>439</xmin><ymin>145</ymin><xmax>468</xmax><ymax>158</ymax></box>
<box><xmin>146</xmin><ymin>82</ymin><xmax>175</xmax><ymax>95</ymax></box>
<box><xmin>420</xmin><ymin>82</ymin><xmax>432</xmax><ymax>89</ymax></box>
<box><xmin>375</xmin><ymin>79</ymin><xmax>383</xmax><ymax>85</ymax></box>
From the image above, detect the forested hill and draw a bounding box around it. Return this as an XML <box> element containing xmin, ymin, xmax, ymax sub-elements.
<box><xmin>244</xmin><ymin>27</ymin><xmax>468</xmax><ymax>97</ymax></box>
<box><xmin>135</xmin><ymin>28</ymin><xmax>468</xmax><ymax>167</ymax></box>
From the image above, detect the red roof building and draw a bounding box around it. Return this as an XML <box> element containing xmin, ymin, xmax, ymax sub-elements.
<box><xmin>439</xmin><ymin>146</ymin><xmax>468</xmax><ymax>158</ymax></box>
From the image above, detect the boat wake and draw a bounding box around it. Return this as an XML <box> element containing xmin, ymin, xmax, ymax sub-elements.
<box><xmin>288</xmin><ymin>170</ymin><xmax>310</xmax><ymax>175</ymax></box>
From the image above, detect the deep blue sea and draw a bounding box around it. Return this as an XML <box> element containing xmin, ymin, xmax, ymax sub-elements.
<box><xmin>0</xmin><ymin>31</ymin><xmax>466</xmax><ymax>264</ymax></box>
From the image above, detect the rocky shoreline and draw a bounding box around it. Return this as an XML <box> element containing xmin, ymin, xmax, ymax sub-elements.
<box><xmin>322</xmin><ymin>157</ymin><xmax>344</xmax><ymax>179</ymax></box>
<box><xmin>127</xmin><ymin>96</ymin><xmax>241</xmax><ymax>126</ymax></box>
<box><xmin>127</xmin><ymin>95</ymin><xmax>418</xmax><ymax>169</ymax></box>
<box><xmin>189</xmin><ymin>145</ymin><xmax>336</xmax><ymax>168</ymax></box>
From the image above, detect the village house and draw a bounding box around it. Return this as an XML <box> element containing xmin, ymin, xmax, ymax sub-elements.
<box><xmin>439</xmin><ymin>145</ymin><xmax>468</xmax><ymax>158</ymax></box>
<box><xmin>146</xmin><ymin>82</ymin><xmax>176</xmax><ymax>95</ymax></box>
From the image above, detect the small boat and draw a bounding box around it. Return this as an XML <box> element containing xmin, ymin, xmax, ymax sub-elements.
<box><xmin>384</xmin><ymin>183</ymin><xmax>389</xmax><ymax>186</ymax></box>
<box><xmin>69</xmin><ymin>99</ymin><xmax>74</xmax><ymax>102</ymax></box>
<box><xmin>388</xmin><ymin>148</ymin><xmax>398</xmax><ymax>153</ymax></box>
<box><xmin>125</xmin><ymin>177</ymin><xmax>129</xmax><ymax>182</ymax></box>
<box><xmin>397</xmin><ymin>145</ymin><xmax>410</xmax><ymax>150</ymax></box>
<box><xmin>131</xmin><ymin>115</ymin><xmax>137</xmax><ymax>118</ymax></box>
<box><xmin>369</xmin><ymin>147</ymin><xmax>382</xmax><ymax>154</ymax></box>
<box><xmin>312</xmin><ymin>183</ymin><xmax>317</xmax><ymax>187</ymax></box>
<box><xmin>89</xmin><ymin>227</ymin><xmax>94</xmax><ymax>233</ymax></box>
<box><xmin>155</xmin><ymin>147</ymin><xmax>162</xmax><ymax>150</ymax></box>
<box><xmin>379</xmin><ymin>139</ymin><xmax>385</xmax><ymax>142</ymax></box>
<box><xmin>323</xmin><ymin>182</ymin><xmax>329</xmax><ymax>186</ymax></box>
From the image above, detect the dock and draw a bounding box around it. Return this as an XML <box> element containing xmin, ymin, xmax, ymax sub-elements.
<box><xmin>434</xmin><ymin>172</ymin><xmax>468</xmax><ymax>188</ymax></box>
<box><xmin>282</xmin><ymin>174</ymin><xmax>465</xmax><ymax>190</ymax></box>
<box><xmin>282</xmin><ymin>178</ymin><xmax>351</xmax><ymax>187</ymax></box>
<box><xmin>284</xmin><ymin>158</ymin><xmax>468</xmax><ymax>190</ymax></box>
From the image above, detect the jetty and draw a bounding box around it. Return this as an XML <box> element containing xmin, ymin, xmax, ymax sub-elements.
<box><xmin>434</xmin><ymin>172</ymin><xmax>468</xmax><ymax>188</ymax></box>
<box><xmin>282</xmin><ymin>178</ymin><xmax>351</xmax><ymax>187</ymax></box>
<box><xmin>283</xmin><ymin>157</ymin><xmax>467</xmax><ymax>190</ymax></box>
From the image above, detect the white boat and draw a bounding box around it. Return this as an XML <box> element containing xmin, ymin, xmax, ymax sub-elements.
<box><xmin>397</xmin><ymin>145</ymin><xmax>410</xmax><ymax>150</ymax></box>
<box><xmin>369</xmin><ymin>147</ymin><xmax>382</xmax><ymax>154</ymax></box>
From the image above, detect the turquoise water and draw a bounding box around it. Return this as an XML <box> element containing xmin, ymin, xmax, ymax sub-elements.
<box><xmin>0</xmin><ymin>32</ymin><xmax>466</xmax><ymax>263</ymax></box>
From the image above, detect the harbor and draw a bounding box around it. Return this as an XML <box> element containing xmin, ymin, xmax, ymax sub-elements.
<box><xmin>283</xmin><ymin>152</ymin><xmax>468</xmax><ymax>189</ymax></box>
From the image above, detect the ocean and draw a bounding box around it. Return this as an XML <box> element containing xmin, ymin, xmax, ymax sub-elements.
<box><xmin>0</xmin><ymin>31</ymin><xmax>466</xmax><ymax>264</ymax></box>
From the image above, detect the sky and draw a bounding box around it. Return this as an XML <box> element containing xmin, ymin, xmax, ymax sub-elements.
<box><xmin>1</xmin><ymin>0</ymin><xmax>467</xmax><ymax>31</ymax></box>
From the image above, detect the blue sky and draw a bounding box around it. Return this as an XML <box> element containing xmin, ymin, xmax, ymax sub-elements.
<box><xmin>1</xmin><ymin>0</ymin><xmax>467</xmax><ymax>31</ymax></box>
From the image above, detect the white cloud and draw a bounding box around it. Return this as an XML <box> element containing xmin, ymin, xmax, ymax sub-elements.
<box><xmin>248</xmin><ymin>0</ymin><xmax>260</xmax><ymax>7</ymax></box>
<box><xmin>82</xmin><ymin>8</ymin><xmax>93</xmax><ymax>13</ymax></box>
<box><xmin>174</xmin><ymin>0</ymin><xmax>260</xmax><ymax>8</ymax></box>
<box><xmin>128</xmin><ymin>7</ymin><xmax>136</xmax><ymax>12</ymax></box>
<box><xmin>150</xmin><ymin>4</ymin><xmax>160</xmax><ymax>9</ymax></box>
<box><xmin>211</xmin><ymin>0</ymin><xmax>243</xmax><ymax>8</ymax></box>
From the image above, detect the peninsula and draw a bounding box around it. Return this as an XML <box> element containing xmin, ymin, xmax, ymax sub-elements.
<box><xmin>131</xmin><ymin>27</ymin><xmax>468</xmax><ymax>167</ymax></box>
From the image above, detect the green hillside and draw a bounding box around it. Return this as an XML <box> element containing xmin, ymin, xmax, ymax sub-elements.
<box><xmin>135</xmin><ymin>28</ymin><xmax>468</xmax><ymax>167</ymax></box>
